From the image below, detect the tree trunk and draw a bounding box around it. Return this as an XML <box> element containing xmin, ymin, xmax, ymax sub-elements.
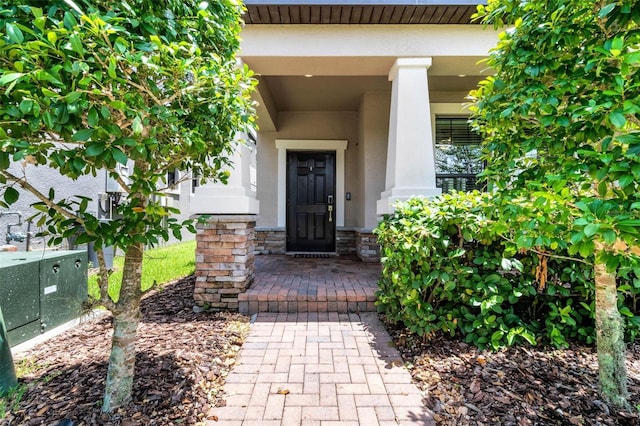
<box><xmin>102</xmin><ymin>243</ymin><xmax>144</xmax><ymax>412</ymax></box>
<box><xmin>594</xmin><ymin>259</ymin><xmax>628</xmax><ymax>408</ymax></box>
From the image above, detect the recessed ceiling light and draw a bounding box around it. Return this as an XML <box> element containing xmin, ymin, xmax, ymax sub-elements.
<box><xmin>458</xmin><ymin>74</ymin><xmax>467</xmax><ymax>78</ymax></box>
<box><xmin>304</xmin><ymin>74</ymin><xmax>313</xmax><ymax>78</ymax></box>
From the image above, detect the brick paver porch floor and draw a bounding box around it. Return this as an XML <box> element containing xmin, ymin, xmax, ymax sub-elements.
<box><xmin>209</xmin><ymin>312</ymin><xmax>435</xmax><ymax>425</ymax></box>
<box><xmin>239</xmin><ymin>255</ymin><xmax>381</xmax><ymax>316</ymax></box>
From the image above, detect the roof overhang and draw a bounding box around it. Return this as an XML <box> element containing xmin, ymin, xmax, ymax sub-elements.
<box><xmin>243</xmin><ymin>1</ymin><xmax>487</xmax><ymax>24</ymax></box>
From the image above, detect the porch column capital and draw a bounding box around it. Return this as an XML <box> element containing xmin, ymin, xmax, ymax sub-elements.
<box><xmin>388</xmin><ymin>57</ymin><xmax>432</xmax><ymax>81</ymax></box>
<box><xmin>190</xmin><ymin>135</ymin><xmax>260</xmax><ymax>215</ymax></box>
<box><xmin>377</xmin><ymin>56</ymin><xmax>441</xmax><ymax>216</ymax></box>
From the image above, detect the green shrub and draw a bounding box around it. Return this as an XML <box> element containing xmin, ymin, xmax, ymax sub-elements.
<box><xmin>375</xmin><ymin>192</ymin><xmax>639</xmax><ymax>350</ymax></box>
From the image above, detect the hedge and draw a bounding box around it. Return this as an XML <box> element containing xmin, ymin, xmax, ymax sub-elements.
<box><xmin>375</xmin><ymin>192</ymin><xmax>640</xmax><ymax>350</ymax></box>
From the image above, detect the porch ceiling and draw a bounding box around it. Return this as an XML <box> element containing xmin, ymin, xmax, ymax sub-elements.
<box><xmin>246</xmin><ymin>55</ymin><xmax>488</xmax><ymax>130</ymax></box>
<box><xmin>260</xmin><ymin>74</ymin><xmax>483</xmax><ymax>112</ymax></box>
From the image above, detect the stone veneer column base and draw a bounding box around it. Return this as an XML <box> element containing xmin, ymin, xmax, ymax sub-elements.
<box><xmin>194</xmin><ymin>215</ymin><xmax>255</xmax><ymax>311</ymax></box>
<box><xmin>356</xmin><ymin>229</ymin><xmax>380</xmax><ymax>262</ymax></box>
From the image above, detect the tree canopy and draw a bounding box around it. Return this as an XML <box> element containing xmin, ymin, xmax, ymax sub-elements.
<box><xmin>471</xmin><ymin>0</ymin><xmax>640</xmax><ymax>407</ymax></box>
<box><xmin>0</xmin><ymin>0</ymin><xmax>255</xmax><ymax>411</ymax></box>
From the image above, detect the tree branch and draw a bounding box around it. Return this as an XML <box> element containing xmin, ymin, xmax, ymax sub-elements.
<box><xmin>499</xmin><ymin>235</ymin><xmax>593</xmax><ymax>266</ymax></box>
<box><xmin>2</xmin><ymin>170</ymin><xmax>83</xmax><ymax>224</ymax></box>
<box><xmin>95</xmin><ymin>249</ymin><xmax>118</xmax><ymax>313</ymax></box>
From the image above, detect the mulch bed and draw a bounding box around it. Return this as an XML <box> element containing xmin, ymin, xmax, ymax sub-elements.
<box><xmin>387</xmin><ymin>320</ymin><xmax>640</xmax><ymax>426</ymax></box>
<box><xmin>3</xmin><ymin>277</ymin><xmax>249</xmax><ymax>426</ymax></box>
<box><xmin>4</xmin><ymin>276</ymin><xmax>640</xmax><ymax>425</ymax></box>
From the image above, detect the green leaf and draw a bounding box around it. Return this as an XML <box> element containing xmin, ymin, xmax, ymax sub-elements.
<box><xmin>620</xmin><ymin>307</ymin><xmax>636</xmax><ymax>319</ymax></box>
<box><xmin>599</xmin><ymin>3</ymin><xmax>616</xmax><ymax>17</ymax></box>
<box><xmin>624</xmin><ymin>51</ymin><xmax>640</xmax><ymax>65</ymax></box>
<box><xmin>30</xmin><ymin>6</ymin><xmax>43</xmax><ymax>18</ymax></box>
<box><xmin>3</xmin><ymin>187</ymin><xmax>19</xmax><ymax>205</ymax></box>
<box><xmin>611</xmin><ymin>37</ymin><xmax>624</xmax><ymax>53</ymax></box>
<box><xmin>597</xmin><ymin>180</ymin><xmax>608</xmax><ymax>197</ymax></box>
<box><xmin>574</xmin><ymin>201</ymin><xmax>589</xmax><ymax>213</ymax></box>
<box><xmin>41</xmin><ymin>87</ymin><xmax>58</xmax><ymax>98</ymax></box>
<box><xmin>110</xmin><ymin>100</ymin><xmax>126</xmax><ymax>110</ymax></box>
<box><xmin>65</xmin><ymin>91</ymin><xmax>82</xmax><ymax>104</ymax></box>
<box><xmin>107</xmin><ymin>58</ymin><xmax>117</xmax><ymax>79</ymax></box>
<box><xmin>602</xmin><ymin>229</ymin><xmax>616</xmax><ymax>245</ymax></box>
<box><xmin>100</xmin><ymin>105</ymin><xmax>111</xmax><ymax>119</ymax></box>
<box><xmin>88</xmin><ymin>108</ymin><xmax>99</xmax><ymax>127</ymax></box>
<box><xmin>63</xmin><ymin>11</ymin><xmax>78</xmax><ymax>29</ymax></box>
<box><xmin>19</xmin><ymin>99</ymin><xmax>34</xmax><ymax>114</ymax></box>
<box><xmin>47</xmin><ymin>31</ymin><xmax>57</xmax><ymax>45</ymax></box>
<box><xmin>85</xmin><ymin>143</ymin><xmax>105</xmax><ymax>156</ymax></box>
<box><xmin>491</xmin><ymin>330</ymin><xmax>504</xmax><ymax>343</ymax></box>
<box><xmin>617</xmin><ymin>133</ymin><xmax>640</xmax><ymax>144</ymax></box>
<box><xmin>584</xmin><ymin>223</ymin><xmax>600</xmax><ymax>238</ymax></box>
<box><xmin>72</xmin><ymin>129</ymin><xmax>94</xmax><ymax>141</ymax></box>
<box><xmin>0</xmin><ymin>152</ymin><xmax>9</xmax><ymax>169</ymax></box>
<box><xmin>5</xmin><ymin>23</ymin><xmax>24</xmax><ymax>44</ymax></box>
<box><xmin>618</xmin><ymin>174</ymin><xmax>634</xmax><ymax>188</ymax></box>
<box><xmin>609</xmin><ymin>111</ymin><xmax>626</xmax><ymax>128</ymax></box>
<box><xmin>42</xmin><ymin>111</ymin><xmax>54</xmax><ymax>129</ymax></box>
<box><xmin>69</xmin><ymin>34</ymin><xmax>83</xmax><ymax>55</ymax></box>
<box><xmin>132</xmin><ymin>116</ymin><xmax>143</xmax><ymax>134</ymax></box>
<box><xmin>111</xmin><ymin>148</ymin><xmax>128</xmax><ymax>165</ymax></box>
<box><xmin>578</xmin><ymin>241</ymin><xmax>595</xmax><ymax>258</ymax></box>
<box><xmin>0</xmin><ymin>73</ymin><xmax>25</xmax><ymax>85</ymax></box>
<box><xmin>628</xmin><ymin>143</ymin><xmax>640</xmax><ymax>157</ymax></box>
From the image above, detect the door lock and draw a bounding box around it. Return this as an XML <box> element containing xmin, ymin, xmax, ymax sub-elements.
<box><xmin>327</xmin><ymin>195</ymin><xmax>334</xmax><ymax>205</ymax></box>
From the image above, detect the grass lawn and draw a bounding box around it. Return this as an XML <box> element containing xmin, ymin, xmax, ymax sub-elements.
<box><xmin>88</xmin><ymin>240</ymin><xmax>196</xmax><ymax>302</ymax></box>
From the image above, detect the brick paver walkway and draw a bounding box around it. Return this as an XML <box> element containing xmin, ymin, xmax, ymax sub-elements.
<box><xmin>239</xmin><ymin>255</ymin><xmax>381</xmax><ymax>315</ymax></box>
<box><xmin>209</xmin><ymin>312</ymin><xmax>434</xmax><ymax>425</ymax></box>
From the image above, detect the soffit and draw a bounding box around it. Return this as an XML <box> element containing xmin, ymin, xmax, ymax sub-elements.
<box><xmin>243</xmin><ymin>3</ymin><xmax>482</xmax><ymax>25</ymax></box>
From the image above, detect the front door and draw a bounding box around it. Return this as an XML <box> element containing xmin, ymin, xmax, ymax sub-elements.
<box><xmin>286</xmin><ymin>151</ymin><xmax>336</xmax><ymax>252</ymax></box>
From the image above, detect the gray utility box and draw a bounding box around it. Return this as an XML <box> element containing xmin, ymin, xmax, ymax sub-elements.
<box><xmin>0</xmin><ymin>250</ymin><xmax>88</xmax><ymax>346</ymax></box>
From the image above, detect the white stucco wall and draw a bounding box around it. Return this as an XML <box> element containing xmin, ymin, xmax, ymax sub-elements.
<box><xmin>1</xmin><ymin>162</ymin><xmax>194</xmax><ymax>250</ymax></box>
<box><xmin>359</xmin><ymin>92</ymin><xmax>391</xmax><ymax>229</ymax></box>
<box><xmin>241</xmin><ymin>24</ymin><xmax>498</xmax><ymax>77</ymax></box>
<box><xmin>1</xmin><ymin>162</ymin><xmax>105</xmax><ymax>250</ymax></box>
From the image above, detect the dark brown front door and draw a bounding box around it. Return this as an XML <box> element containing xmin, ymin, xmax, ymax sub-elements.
<box><xmin>286</xmin><ymin>151</ymin><xmax>336</xmax><ymax>252</ymax></box>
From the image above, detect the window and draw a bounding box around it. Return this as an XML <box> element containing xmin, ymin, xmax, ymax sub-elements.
<box><xmin>435</xmin><ymin>117</ymin><xmax>485</xmax><ymax>193</ymax></box>
<box><xmin>165</xmin><ymin>169</ymin><xmax>181</xmax><ymax>194</ymax></box>
<box><xmin>191</xmin><ymin>175</ymin><xmax>200</xmax><ymax>194</ymax></box>
<box><xmin>167</xmin><ymin>169</ymin><xmax>179</xmax><ymax>187</ymax></box>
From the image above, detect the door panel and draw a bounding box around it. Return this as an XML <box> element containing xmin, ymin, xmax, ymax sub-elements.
<box><xmin>287</xmin><ymin>151</ymin><xmax>336</xmax><ymax>252</ymax></box>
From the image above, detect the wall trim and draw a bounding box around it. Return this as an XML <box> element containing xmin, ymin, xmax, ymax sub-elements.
<box><xmin>275</xmin><ymin>139</ymin><xmax>348</xmax><ymax>227</ymax></box>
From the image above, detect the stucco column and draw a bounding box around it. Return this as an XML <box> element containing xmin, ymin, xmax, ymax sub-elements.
<box><xmin>189</xmin><ymin>137</ymin><xmax>259</xmax><ymax>215</ymax></box>
<box><xmin>376</xmin><ymin>57</ymin><xmax>441</xmax><ymax>215</ymax></box>
<box><xmin>190</xmin><ymin>135</ymin><xmax>259</xmax><ymax>310</ymax></box>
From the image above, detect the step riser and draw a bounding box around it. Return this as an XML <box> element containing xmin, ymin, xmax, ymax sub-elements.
<box><xmin>239</xmin><ymin>299</ymin><xmax>377</xmax><ymax>315</ymax></box>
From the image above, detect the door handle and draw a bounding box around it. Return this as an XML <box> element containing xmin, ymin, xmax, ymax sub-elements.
<box><xmin>328</xmin><ymin>205</ymin><xmax>333</xmax><ymax>222</ymax></box>
<box><xmin>328</xmin><ymin>195</ymin><xmax>334</xmax><ymax>204</ymax></box>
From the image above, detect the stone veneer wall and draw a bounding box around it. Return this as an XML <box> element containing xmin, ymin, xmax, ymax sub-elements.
<box><xmin>254</xmin><ymin>227</ymin><xmax>286</xmax><ymax>254</ymax></box>
<box><xmin>254</xmin><ymin>227</ymin><xmax>379</xmax><ymax>262</ymax></box>
<box><xmin>355</xmin><ymin>229</ymin><xmax>380</xmax><ymax>262</ymax></box>
<box><xmin>336</xmin><ymin>228</ymin><xmax>356</xmax><ymax>255</ymax></box>
<box><xmin>194</xmin><ymin>215</ymin><xmax>255</xmax><ymax>310</ymax></box>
